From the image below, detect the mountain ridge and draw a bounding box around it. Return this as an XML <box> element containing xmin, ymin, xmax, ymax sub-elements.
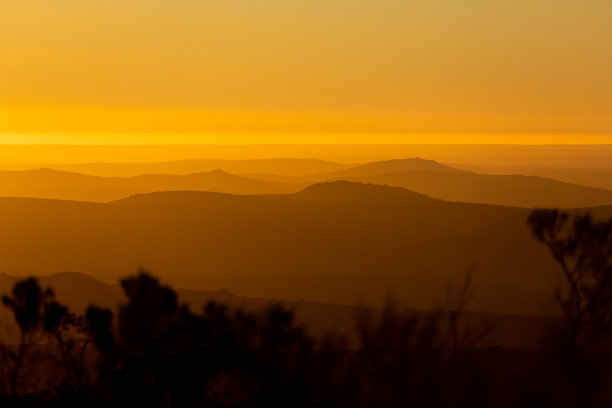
<box><xmin>3</xmin><ymin>158</ymin><xmax>612</xmax><ymax>208</ymax></box>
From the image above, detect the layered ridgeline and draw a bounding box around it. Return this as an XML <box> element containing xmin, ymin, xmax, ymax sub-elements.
<box><xmin>248</xmin><ymin>158</ymin><xmax>612</xmax><ymax>208</ymax></box>
<box><xmin>4</xmin><ymin>181</ymin><xmax>611</xmax><ymax>316</ymax></box>
<box><xmin>450</xmin><ymin>163</ymin><xmax>612</xmax><ymax>191</ymax></box>
<box><xmin>0</xmin><ymin>158</ymin><xmax>353</xmax><ymax>177</ymax></box>
<box><xmin>3</xmin><ymin>158</ymin><xmax>612</xmax><ymax>207</ymax></box>
<box><xmin>0</xmin><ymin>168</ymin><xmax>297</xmax><ymax>201</ymax></box>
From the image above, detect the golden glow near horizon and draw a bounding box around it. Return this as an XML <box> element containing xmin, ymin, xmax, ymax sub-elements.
<box><xmin>1</xmin><ymin>133</ymin><xmax>612</xmax><ymax>146</ymax></box>
<box><xmin>1</xmin><ymin>0</ymin><xmax>611</xmax><ymax>143</ymax></box>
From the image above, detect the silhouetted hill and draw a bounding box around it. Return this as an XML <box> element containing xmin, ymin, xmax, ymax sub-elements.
<box><xmin>112</xmin><ymin>190</ymin><xmax>272</xmax><ymax>208</ymax></box>
<box><xmin>449</xmin><ymin>163</ymin><xmax>612</xmax><ymax>191</ymax></box>
<box><xmin>0</xmin><ymin>168</ymin><xmax>294</xmax><ymax>202</ymax></box>
<box><xmin>246</xmin><ymin>159</ymin><xmax>612</xmax><ymax>208</ymax></box>
<box><xmin>0</xmin><ymin>168</ymin><xmax>136</xmax><ymax>202</ymax></box>
<box><xmin>289</xmin><ymin>180</ymin><xmax>436</xmax><ymax>203</ymax></box>
<box><xmin>322</xmin><ymin>158</ymin><xmax>462</xmax><ymax>177</ymax></box>
<box><xmin>345</xmin><ymin>171</ymin><xmax>612</xmax><ymax>208</ymax></box>
<box><xmin>6</xmin><ymin>182</ymin><xmax>612</xmax><ymax>315</ymax></box>
<box><xmin>249</xmin><ymin>158</ymin><xmax>463</xmax><ymax>183</ymax></box>
<box><xmin>7</xmin><ymin>158</ymin><xmax>354</xmax><ymax>177</ymax></box>
<box><xmin>0</xmin><ymin>181</ymin><xmax>565</xmax><ymax>317</ymax></box>
<box><xmin>122</xmin><ymin>169</ymin><xmax>292</xmax><ymax>194</ymax></box>
<box><xmin>6</xmin><ymin>159</ymin><xmax>612</xmax><ymax>209</ymax></box>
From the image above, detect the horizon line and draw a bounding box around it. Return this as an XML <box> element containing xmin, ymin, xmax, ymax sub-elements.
<box><xmin>2</xmin><ymin>143</ymin><xmax>612</xmax><ymax>147</ymax></box>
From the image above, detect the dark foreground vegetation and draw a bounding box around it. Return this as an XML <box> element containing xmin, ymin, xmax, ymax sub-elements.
<box><xmin>1</xmin><ymin>209</ymin><xmax>612</xmax><ymax>407</ymax></box>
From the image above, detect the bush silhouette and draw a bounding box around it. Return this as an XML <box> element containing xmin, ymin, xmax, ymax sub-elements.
<box><xmin>78</xmin><ymin>272</ymin><xmax>343</xmax><ymax>407</ymax></box>
<box><xmin>0</xmin><ymin>271</ymin><xmax>486</xmax><ymax>407</ymax></box>
<box><xmin>529</xmin><ymin>209</ymin><xmax>612</xmax><ymax>353</ymax></box>
<box><xmin>2</xmin><ymin>209</ymin><xmax>612</xmax><ymax>407</ymax></box>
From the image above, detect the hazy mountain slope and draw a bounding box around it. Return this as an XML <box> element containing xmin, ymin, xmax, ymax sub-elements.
<box><xmin>448</xmin><ymin>164</ymin><xmax>612</xmax><ymax>191</ymax></box>
<box><xmin>247</xmin><ymin>158</ymin><xmax>464</xmax><ymax>183</ymax></box>
<box><xmin>120</xmin><ymin>169</ymin><xmax>293</xmax><ymax>195</ymax></box>
<box><xmin>346</xmin><ymin>171</ymin><xmax>612</xmax><ymax>208</ymax></box>
<box><xmin>243</xmin><ymin>158</ymin><xmax>612</xmax><ymax>208</ymax></box>
<box><xmin>319</xmin><ymin>158</ymin><xmax>463</xmax><ymax>178</ymax></box>
<box><xmin>0</xmin><ymin>182</ymin><xmax>566</xmax><ymax>316</ymax></box>
<box><xmin>0</xmin><ymin>168</ymin><xmax>294</xmax><ymax>202</ymax></box>
<box><xmin>287</xmin><ymin>180</ymin><xmax>435</xmax><ymax>203</ymax></box>
<box><xmin>6</xmin><ymin>158</ymin><xmax>354</xmax><ymax>177</ymax></box>
<box><xmin>0</xmin><ymin>169</ymin><xmax>140</xmax><ymax>202</ymax></box>
<box><xmin>5</xmin><ymin>159</ymin><xmax>612</xmax><ymax>208</ymax></box>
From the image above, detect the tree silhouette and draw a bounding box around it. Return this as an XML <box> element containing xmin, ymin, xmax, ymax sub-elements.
<box><xmin>75</xmin><ymin>271</ymin><xmax>339</xmax><ymax>407</ymax></box>
<box><xmin>529</xmin><ymin>209</ymin><xmax>612</xmax><ymax>352</ymax></box>
<box><xmin>3</xmin><ymin>233</ymin><xmax>612</xmax><ymax>407</ymax></box>
<box><xmin>1</xmin><ymin>278</ymin><xmax>53</xmax><ymax>396</ymax></box>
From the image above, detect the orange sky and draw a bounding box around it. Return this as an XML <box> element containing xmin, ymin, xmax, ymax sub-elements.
<box><xmin>1</xmin><ymin>0</ymin><xmax>611</xmax><ymax>144</ymax></box>
<box><xmin>1</xmin><ymin>133</ymin><xmax>612</xmax><ymax>145</ymax></box>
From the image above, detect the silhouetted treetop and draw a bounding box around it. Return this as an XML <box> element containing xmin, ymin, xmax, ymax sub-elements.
<box><xmin>529</xmin><ymin>209</ymin><xmax>612</xmax><ymax>351</ymax></box>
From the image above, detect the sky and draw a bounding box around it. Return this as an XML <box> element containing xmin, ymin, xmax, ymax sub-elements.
<box><xmin>1</xmin><ymin>0</ymin><xmax>611</xmax><ymax>144</ymax></box>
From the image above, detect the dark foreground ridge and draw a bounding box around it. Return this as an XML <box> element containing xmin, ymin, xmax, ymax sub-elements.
<box><xmin>0</xmin><ymin>208</ymin><xmax>612</xmax><ymax>407</ymax></box>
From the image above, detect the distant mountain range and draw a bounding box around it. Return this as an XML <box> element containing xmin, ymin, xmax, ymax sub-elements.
<box><xmin>287</xmin><ymin>180</ymin><xmax>435</xmax><ymax>203</ymax></box>
<box><xmin>2</xmin><ymin>158</ymin><xmax>612</xmax><ymax>208</ymax></box>
<box><xmin>341</xmin><ymin>171</ymin><xmax>612</xmax><ymax>208</ymax></box>
<box><xmin>311</xmin><ymin>158</ymin><xmax>463</xmax><ymax>178</ymax></box>
<box><xmin>0</xmin><ymin>158</ymin><xmax>354</xmax><ymax>177</ymax></box>
<box><xmin>246</xmin><ymin>158</ymin><xmax>612</xmax><ymax>208</ymax></box>
<box><xmin>3</xmin><ymin>180</ymin><xmax>606</xmax><ymax>316</ymax></box>
<box><xmin>246</xmin><ymin>158</ymin><xmax>465</xmax><ymax>183</ymax></box>
<box><xmin>449</xmin><ymin>164</ymin><xmax>612</xmax><ymax>191</ymax></box>
<box><xmin>0</xmin><ymin>168</ymin><xmax>296</xmax><ymax>201</ymax></box>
